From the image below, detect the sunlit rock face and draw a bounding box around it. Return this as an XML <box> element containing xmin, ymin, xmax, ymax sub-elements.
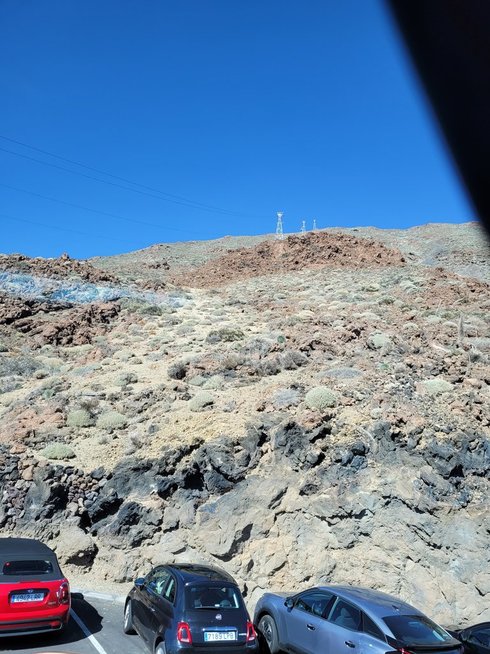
<box><xmin>1</xmin><ymin>223</ymin><xmax>489</xmax><ymax>626</ymax></box>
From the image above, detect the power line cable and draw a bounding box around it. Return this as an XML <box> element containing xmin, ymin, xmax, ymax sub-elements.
<box><xmin>0</xmin><ymin>145</ymin><xmax>245</xmax><ymax>216</ymax></box>
<box><xmin>0</xmin><ymin>211</ymin><xmax>128</xmax><ymax>244</ymax></box>
<box><xmin>0</xmin><ymin>181</ymin><xmax>210</xmax><ymax>237</ymax></box>
<box><xmin>0</xmin><ymin>133</ymin><xmax>236</xmax><ymax>213</ymax></box>
<box><xmin>0</xmin><ymin>134</ymin><xmax>268</xmax><ymax>219</ymax></box>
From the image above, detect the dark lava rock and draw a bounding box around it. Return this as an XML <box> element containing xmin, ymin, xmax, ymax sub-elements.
<box><xmin>271</xmin><ymin>422</ymin><xmax>330</xmax><ymax>470</ymax></box>
<box><xmin>20</xmin><ymin>466</ymin><xmax>68</xmax><ymax>523</ymax></box>
<box><xmin>97</xmin><ymin>501</ymin><xmax>162</xmax><ymax>548</ymax></box>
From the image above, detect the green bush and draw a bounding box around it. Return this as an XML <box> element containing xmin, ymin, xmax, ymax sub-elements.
<box><xmin>367</xmin><ymin>333</ymin><xmax>392</xmax><ymax>350</ymax></box>
<box><xmin>189</xmin><ymin>391</ymin><xmax>214</xmax><ymax>412</ymax></box>
<box><xmin>41</xmin><ymin>443</ymin><xmax>76</xmax><ymax>460</ymax></box>
<box><xmin>206</xmin><ymin>327</ymin><xmax>245</xmax><ymax>344</ymax></box>
<box><xmin>305</xmin><ymin>386</ymin><xmax>339</xmax><ymax>411</ymax></box>
<box><xmin>139</xmin><ymin>304</ymin><xmax>163</xmax><ymax>316</ymax></box>
<box><xmin>67</xmin><ymin>409</ymin><xmax>94</xmax><ymax>428</ymax></box>
<box><xmin>418</xmin><ymin>379</ymin><xmax>454</xmax><ymax>396</ymax></box>
<box><xmin>116</xmin><ymin>372</ymin><xmax>138</xmax><ymax>386</ymax></box>
<box><xmin>96</xmin><ymin>410</ymin><xmax>127</xmax><ymax>429</ymax></box>
<box><xmin>202</xmin><ymin>375</ymin><xmax>223</xmax><ymax>390</ymax></box>
<box><xmin>0</xmin><ymin>355</ymin><xmax>39</xmax><ymax>378</ymax></box>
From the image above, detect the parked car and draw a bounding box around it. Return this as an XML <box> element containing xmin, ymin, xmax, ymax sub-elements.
<box><xmin>453</xmin><ymin>623</ymin><xmax>490</xmax><ymax>654</ymax></box>
<box><xmin>124</xmin><ymin>562</ymin><xmax>258</xmax><ymax>654</ymax></box>
<box><xmin>254</xmin><ymin>584</ymin><xmax>463</xmax><ymax>654</ymax></box>
<box><xmin>0</xmin><ymin>537</ymin><xmax>70</xmax><ymax>637</ymax></box>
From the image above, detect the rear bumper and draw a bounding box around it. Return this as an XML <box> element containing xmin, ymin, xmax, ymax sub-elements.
<box><xmin>0</xmin><ymin>609</ymin><xmax>70</xmax><ymax>637</ymax></box>
<box><xmin>167</xmin><ymin>646</ymin><xmax>259</xmax><ymax>654</ymax></box>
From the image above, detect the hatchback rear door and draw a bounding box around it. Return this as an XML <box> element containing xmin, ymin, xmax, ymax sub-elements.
<box><xmin>0</xmin><ymin>556</ymin><xmax>66</xmax><ymax>624</ymax></box>
<box><xmin>183</xmin><ymin>583</ymin><xmax>248</xmax><ymax>646</ymax></box>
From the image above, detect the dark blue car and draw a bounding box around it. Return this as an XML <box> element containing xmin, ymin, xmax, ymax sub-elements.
<box><xmin>453</xmin><ymin>623</ymin><xmax>490</xmax><ymax>654</ymax></box>
<box><xmin>124</xmin><ymin>562</ymin><xmax>258</xmax><ymax>654</ymax></box>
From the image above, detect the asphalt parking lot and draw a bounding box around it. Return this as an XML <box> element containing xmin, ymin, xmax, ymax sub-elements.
<box><xmin>0</xmin><ymin>591</ymin><xmax>147</xmax><ymax>654</ymax></box>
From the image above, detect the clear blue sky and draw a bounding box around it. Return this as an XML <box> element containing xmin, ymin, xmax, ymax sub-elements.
<box><xmin>0</xmin><ymin>0</ymin><xmax>475</xmax><ymax>259</ymax></box>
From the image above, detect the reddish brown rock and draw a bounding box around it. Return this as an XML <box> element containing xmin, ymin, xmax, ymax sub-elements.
<box><xmin>170</xmin><ymin>232</ymin><xmax>406</xmax><ymax>288</ymax></box>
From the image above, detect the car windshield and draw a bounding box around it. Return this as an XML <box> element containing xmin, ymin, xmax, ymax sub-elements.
<box><xmin>383</xmin><ymin>615</ymin><xmax>455</xmax><ymax>645</ymax></box>
<box><xmin>2</xmin><ymin>559</ymin><xmax>54</xmax><ymax>575</ymax></box>
<box><xmin>186</xmin><ymin>584</ymin><xmax>242</xmax><ymax>609</ymax></box>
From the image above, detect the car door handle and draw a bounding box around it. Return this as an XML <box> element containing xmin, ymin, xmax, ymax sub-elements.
<box><xmin>306</xmin><ymin>623</ymin><xmax>315</xmax><ymax>631</ymax></box>
<box><xmin>345</xmin><ymin>641</ymin><xmax>355</xmax><ymax>648</ymax></box>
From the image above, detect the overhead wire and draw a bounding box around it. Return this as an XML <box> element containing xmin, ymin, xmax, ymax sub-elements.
<box><xmin>0</xmin><ymin>145</ymin><xmax>245</xmax><ymax>216</ymax></box>
<box><xmin>0</xmin><ymin>181</ymin><xmax>210</xmax><ymax>237</ymax></box>
<box><xmin>0</xmin><ymin>211</ymin><xmax>129</xmax><ymax>244</ymax></box>
<box><xmin>0</xmin><ymin>134</ymin><xmax>269</xmax><ymax>219</ymax></box>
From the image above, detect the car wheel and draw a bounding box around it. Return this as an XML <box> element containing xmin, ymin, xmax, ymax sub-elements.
<box><xmin>155</xmin><ymin>641</ymin><xmax>166</xmax><ymax>654</ymax></box>
<box><xmin>123</xmin><ymin>601</ymin><xmax>136</xmax><ymax>634</ymax></box>
<box><xmin>258</xmin><ymin>614</ymin><xmax>280</xmax><ymax>654</ymax></box>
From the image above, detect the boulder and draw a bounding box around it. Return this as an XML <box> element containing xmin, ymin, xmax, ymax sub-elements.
<box><xmin>55</xmin><ymin>526</ymin><xmax>97</xmax><ymax>567</ymax></box>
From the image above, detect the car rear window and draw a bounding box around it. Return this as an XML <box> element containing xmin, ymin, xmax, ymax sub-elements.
<box><xmin>2</xmin><ymin>560</ymin><xmax>54</xmax><ymax>576</ymax></box>
<box><xmin>186</xmin><ymin>585</ymin><xmax>242</xmax><ymax>609</ymax></box>
<box><xmin>383</xmin><ymin>615</ymin><xmax>454</xmax><ymax>645</ymax></box>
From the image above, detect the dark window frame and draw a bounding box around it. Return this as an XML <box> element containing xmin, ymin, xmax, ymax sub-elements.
<box><xmin>145</xmin><ymin>566</ymin><xmax>171</xmax><ymax>597</ymax></box>
<box><xmin>362</xmin><ymin>612</ymin><xmax>386</xmax><ymax>642</ymax></box>
<box><xmin>382</xmin><ymin>614</ymin><xmax>455</xmax><ymax>646</ymax></box>
<box><xmin>293</xmin><ymin>590</ymin><xmax>335</xmax><ymax>619</ymax></box>
<box><xmin>2</xmin><ymin>559</ymin><xmax>54</xmax><ymax>576</ymax></box>
<box><xmin>162</xmin><ymin>573</ymin><xmax>177</xmax><ymax>604</ymax></box>
<box><xmin>327</xmin><ymin>597</ymin><xmax>362</xmax><ymax>632</ymax></box>
<box><xmin>184</xmin><ymin>583</ymin><xmax>243</xmax><ymax>610</ymax></box>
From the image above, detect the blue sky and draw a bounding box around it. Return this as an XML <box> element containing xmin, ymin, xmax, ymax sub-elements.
<box><xmin>0</xmin><ymin>0</ymin><xmax>475</xmax><ymax>259</ymax></box>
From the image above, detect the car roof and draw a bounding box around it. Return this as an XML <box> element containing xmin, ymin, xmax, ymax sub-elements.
<box><xmin>317</xmin><ymin>585</ymin><xmax>419</xmax><ymax>619</ymax></box>
<box><xmin>166</xmin><ymin>563</ymin><xmax>236</xmax><ymax>585</ymax></box>
<box><xmin>0</xmin><ymin>538</ymin><xmax>55</xmax><ymax>558</ymax></box>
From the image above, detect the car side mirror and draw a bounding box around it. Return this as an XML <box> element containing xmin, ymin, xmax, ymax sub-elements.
<box><xmin>135</xmin><ymin>577</ymin><xmax>145</xmax><ymax>588</ymax></box>
<box><xmin>284</xmin><ymin>598</ymin><xmax>294</xmax><ymax>610</ymax></box>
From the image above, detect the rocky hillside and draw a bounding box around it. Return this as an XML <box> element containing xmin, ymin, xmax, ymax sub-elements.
<box><xmin>1</xmin><ymin>222</ymin><xmax>489</xmax><ymax>627</ymax></box>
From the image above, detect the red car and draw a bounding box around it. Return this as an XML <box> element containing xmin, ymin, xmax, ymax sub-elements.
<box><xmin>0</xmin><ymin>537</ymin><xmax>70</xmax><ymax>637</ymax></box>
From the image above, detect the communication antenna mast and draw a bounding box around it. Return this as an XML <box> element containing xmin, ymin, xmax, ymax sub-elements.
<box><xmin>275</xmin><ymin>211</ymin><xmax>284</xmax><ymax>240</ymax></box>
<box><xmin>313</xmin><ymin>218</ymin><xmax>317</xmax><ymax>231</ymax></box>
<box><xmin>300</xmin><ymin>220</ymin><xmax>306</xmax><ymax>234</ymax></box>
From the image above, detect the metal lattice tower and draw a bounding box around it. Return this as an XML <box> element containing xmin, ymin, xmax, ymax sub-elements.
<box><xmin>300</xmin><ymin>220</ymin><xmax>306</xmax><ymax>234</ymax></box>
<box><xmin>275</xmin><ymin>212</ymin><xmax>284</xmax><ymax>240</ymax></box>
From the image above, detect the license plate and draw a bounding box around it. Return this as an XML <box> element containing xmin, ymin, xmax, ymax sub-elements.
<box><xmin>204</xmin><ymin>630</ymin><xmax>237</xmax><ymax>642</ymax></box>
<box><xmin>11</xmin><ymin>593</ymin><xmax>44</xmax><ymax>603</ymax></box>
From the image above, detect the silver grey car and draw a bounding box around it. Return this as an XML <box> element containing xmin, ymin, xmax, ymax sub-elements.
<box><xmin>254</xmin><ymin>585</ymin><xmax>463</xmax><ymax>654</ymax></box>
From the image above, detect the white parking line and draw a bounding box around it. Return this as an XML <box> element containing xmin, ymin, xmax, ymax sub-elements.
<box><xmin>72</xmin><ymin>588</ymin><xmax>125</xmax><ymax>604</ymax></box>
<box><xmin>71</xmin><ymin>608</ymin><xmax>108</xmax><ymax>654</ymax></box>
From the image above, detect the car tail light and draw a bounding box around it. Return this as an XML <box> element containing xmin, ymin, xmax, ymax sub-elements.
<box><xmin>57</xmin><ymin>582</ymin><xmax>70</xmax><ymax>604</ymax></box>
<box><xmin>246</xmin><ymin>621</ymin><xmax>256</xmax><ymax>642</ymax></box>
<box><xmin>177</xmin><ymin>621</ymin><xmax>192</xmax><ymax>644</ymax></box>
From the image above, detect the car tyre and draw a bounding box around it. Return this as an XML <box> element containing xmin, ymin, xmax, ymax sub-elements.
<box><xmin>123</xmin><ymin>600</ymin><xmax>136</xmax><ymax>634</ymax></box>
<box><xmin>155</xmin><ymin>641</ymin><xmax>166</xmax><ymax>654</ymax></box>
<box><xmin>258</xmin><ymin>614</ymin><xmax>280</xmax><ymax>654</ymax></box>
